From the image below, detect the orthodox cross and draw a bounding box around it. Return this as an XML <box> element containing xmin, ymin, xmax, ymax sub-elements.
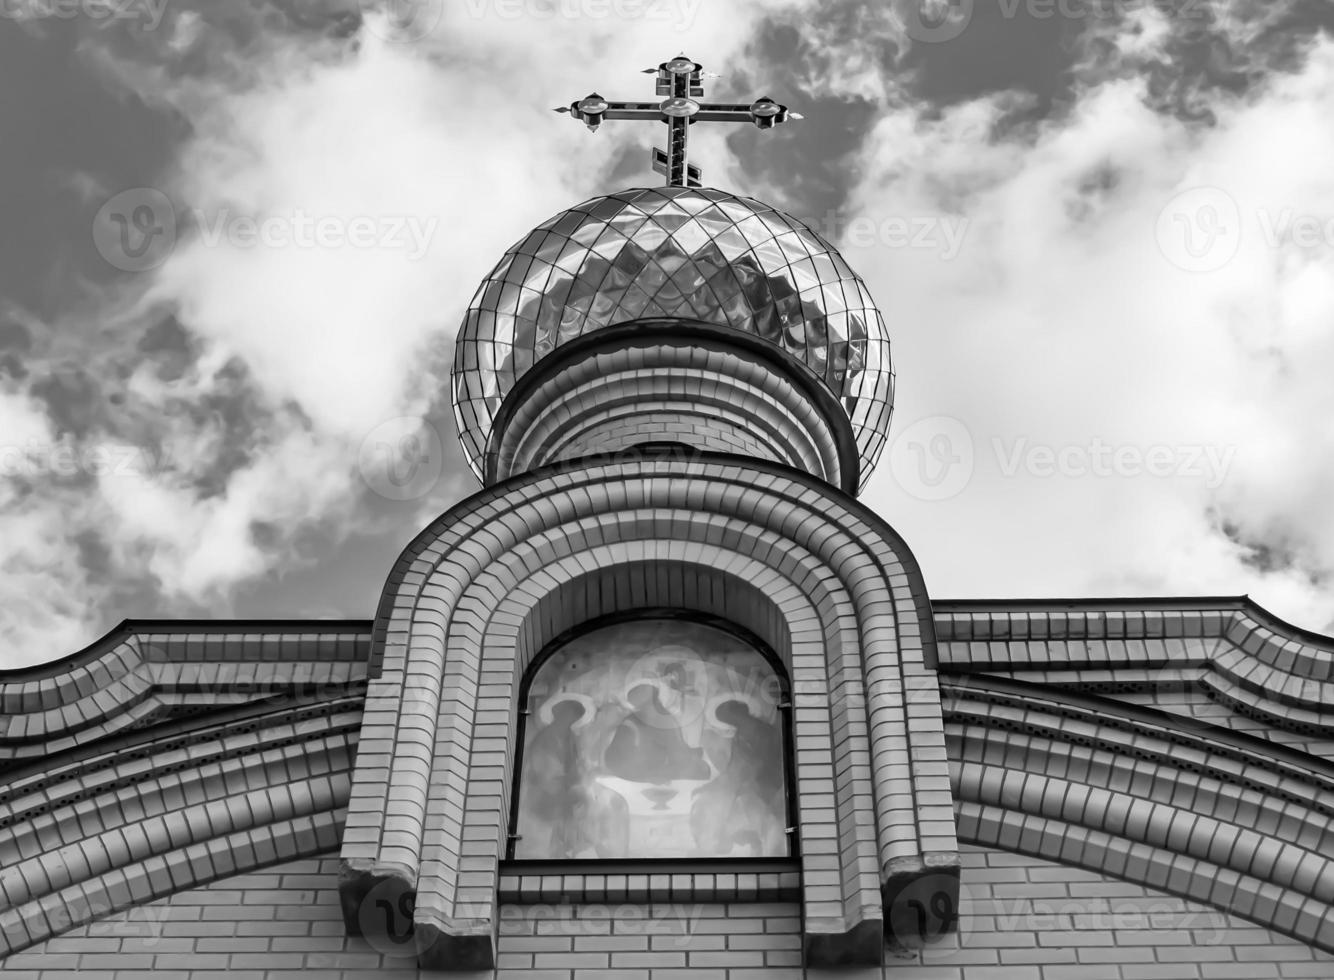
<box><xmin>556</xmin><ymin>54</ymin><xmax>802</xmax><ymax>187</ymax></box>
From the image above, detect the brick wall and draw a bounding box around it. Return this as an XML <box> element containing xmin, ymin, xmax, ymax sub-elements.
<box><xmin>8</xmin><ymin>845</ymin><xmax>1332</xmax><ymax>978</ymax></box>
<box><xmin>908</xmin><ymin>845</ymin><xmax>1334</xmax><ymax>980</ymax></box>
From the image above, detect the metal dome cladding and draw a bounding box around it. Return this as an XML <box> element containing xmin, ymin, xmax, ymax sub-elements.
<box><xmin>452</xmin><ymin>185</ymin><xmax>894</xmax><ymax>488</ymax></box>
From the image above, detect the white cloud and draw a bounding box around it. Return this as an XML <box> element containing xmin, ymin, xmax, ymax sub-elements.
<box><xmin>96</xmin><ymin>423</ymin><xmax>354</xmax><ymax>596</ymax></box>
<box><xmin>0</xmin><ymin>0</ymin><xmax>806</xmax><ymax>667</ymax></box>
<box><xmin>0</xmin><ymin>389</ymin><xmax>106</xmax><ymax>661</ymax></box>
<box><xmin>7</xmin><ymin>0</ymin><xmax>1334</xmax><ymax>670</ymax></box>
<box><xmin>851</xmin><ymin>31</ymin><xmax>1334</xmax><ymax>631</ymax></box>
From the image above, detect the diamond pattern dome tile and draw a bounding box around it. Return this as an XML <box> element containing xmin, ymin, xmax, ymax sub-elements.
<box><xmin>452</xmin><ymin>185</ymin><xmax>895</xmax><ymax>489</ymax></box>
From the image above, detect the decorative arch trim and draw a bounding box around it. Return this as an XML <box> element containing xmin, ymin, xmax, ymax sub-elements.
<box><xmin>344</xmin><ymin>453</ymin><xmax>953</xmax><ymax>968</ymax></box>
<box><xmin>944</xmin><ymin>674</ymin><xmax>1334</xmax><ymax>952</ymax></box>
<box><xmin>0</xmin><ymin>624</ymin><xmax>368</xmax><ymax>763</ymax></box>
<box><xmin>0</xmin><ymin>697</ymin><xmax>359</xmax><ymax>957</ymax></box>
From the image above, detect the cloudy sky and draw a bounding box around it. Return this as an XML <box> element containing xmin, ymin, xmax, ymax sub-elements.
<box><xmin>2</xmin><ymin>0</ymin><xmax>1334</xmax><ymax>668</ymax></box>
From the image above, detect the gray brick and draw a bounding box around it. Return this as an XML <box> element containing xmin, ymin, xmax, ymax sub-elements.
<box><xmin>610</xmin><ymin>950</ymin><xmax>687</xmax><ymax>968</ymax></box>
<box><xmin>1201</xmin><ymin>964</ymin><xmax>1281</xmax><ymax>979</ymax></box>
<box><xmin>1121</xmin><ymin>966</ymin><xmax>1208</xmax><ymax>980</ymax></box>
<box><xmin>1042</xmin><ymin>966</ymin><xmax>1120</xmax><ymax>980</ymax></box>
<box><xmin>531</xmin><ymin>951</ymin><xmax>610</xmax><ymax>968</ymax></box>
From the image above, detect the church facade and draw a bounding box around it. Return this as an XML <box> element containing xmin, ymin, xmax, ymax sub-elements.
<box><xmin>1</xmin><ymin>57</ymin><xmax>1332</xmax><ymax>979</ymax></box>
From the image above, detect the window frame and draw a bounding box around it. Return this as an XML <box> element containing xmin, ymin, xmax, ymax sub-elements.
<box><xmin>504</xmin><ymin>607</ymin><xmax>800</xmax><ymax>865</ymax></box>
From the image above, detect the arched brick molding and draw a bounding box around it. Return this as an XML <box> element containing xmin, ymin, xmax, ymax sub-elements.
<box><xmin>342</xmin><ymin>453</ymin><xmax>955</xmax><ymax>968</ymax></box>
<box><xmin>935</xmin><ymin>600</ymin><xmax>1334</xmax><ymax>757</ymax></box>
<box><xmin>0</xmin><ymin>694</ymin><xmax>360</xmax><ymax>957</ymax></box>
<box><xmin>943</xmin><ymin>674</ymin><xmax>1334</xmax><ymax>952</ymax></box>
<box><xmin>0</xmin><ymin>623</ymin><xmax>368</xmax><ymax>764</ymax></box>
<box><xmin>437</xmin><ymin>548</ymin><xmax>862</xmax><ymax>962</ymax></box>
<box><xmin>909</xmin><ymin>843</ymin><xmax>1334</xmax><ymax>975</ymax></box>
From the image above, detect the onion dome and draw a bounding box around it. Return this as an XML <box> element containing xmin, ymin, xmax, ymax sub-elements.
<box><xmin>452</xmin><ymin>184</ymin><xmax>894</xmax><ymax>489</ymax></box>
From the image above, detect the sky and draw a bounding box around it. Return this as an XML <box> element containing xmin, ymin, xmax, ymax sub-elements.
<box><xmin>2</xmin><ymin>0</ymin><xmax>1334</xmax><ymax>668</ymax></box>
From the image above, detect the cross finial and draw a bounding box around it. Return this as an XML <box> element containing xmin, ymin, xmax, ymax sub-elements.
<box><xmin>555</xmin><ymin>54</ymin><xmax>802</xmax><ymax>187</ymax></box>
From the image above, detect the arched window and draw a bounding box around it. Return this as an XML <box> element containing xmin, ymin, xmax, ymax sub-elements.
<box><xmin>510</xmin><ymin>614</ymin><xmax>793</xmax><ymax>860</ymax></box>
